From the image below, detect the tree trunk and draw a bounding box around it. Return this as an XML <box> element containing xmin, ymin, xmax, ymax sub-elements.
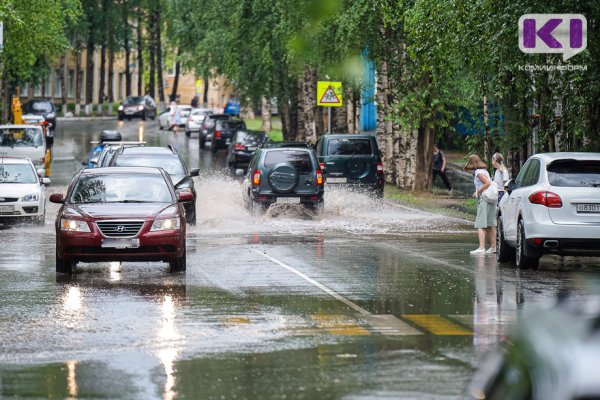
<box><xmin>483</xmin><ymin>94</ymin><xmax>491</xmax><ymax>162</ymax></box>
<box><xmin>59</xmin><ymin>55</ymin><xmax>68</xmax><ymax>116</ymax></box>
<box><xmin>137</xmin><ymin>8</ymin><xmax>143</xmax><ymax>96</ymax></box>
<box><xmin>296</xmin><ymin>66</ymin><xmax>317</xmax><ymax>143</ymax></box>
<box><xmin>202</xmin><ymin>75</ymin><xmax>209</xmax><ymax>106</ymax></box>
<box><xmin>170</xmin><ymin>59</ymin><xmax>180</xmax><ymax>102</ymax></box>
<box><xmin>98</xmin><ymin>44</ymin><xmax>106</xmax><ymax>115</ymax></box>
<box><xmin>155</xmin><ymin>5</ymin><xmax>165</xmax><ymax>108</ymax></box>
<box><xmin>107</xmin><ymin>48</ymin><xmax>114</xmax><ymax>115</ymax></box>
<box><xmin>124</xmin><ymin>4</ymin><xmax>131</xmax><ymax>98</ymax></box>
<box><xmin>85</xmin><ymin>12</ymin><xmax>95</xmax><ymax>114</ymax></box>
<box><xmin>75</xmin><ymin>47</ymin><xmax>82</xmax><ymax>116</ymax></box>
<box><xmin>261</xmin><ymin>97</ymin><xmax>271</xmax><ymax>132</ymax></box>
<box><xmin>148</xmin><ymin>10</ymin><xmax>156</xmax><ymax>100</ymax></box>
<box><xmin>414</xmin><ymin>125</ymin><xmax>435</xmax><ymax>191</ymax></box>
<box><xmin>375</xmin><ymin>59</ymin><xmax>394</xmax><ymax>184</ymax></box>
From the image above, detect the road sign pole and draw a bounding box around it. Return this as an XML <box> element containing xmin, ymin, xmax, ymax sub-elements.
<box><xmin>328</xmin><ymin>107</ymin><xmax>331</xmax><ymax>134</ymax></box>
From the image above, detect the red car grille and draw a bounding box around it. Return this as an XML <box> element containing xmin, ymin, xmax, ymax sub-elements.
<box><xmin>96</xmin><ymin>220</ymin><xmax>145</xmax><ymax>237</ymax></box>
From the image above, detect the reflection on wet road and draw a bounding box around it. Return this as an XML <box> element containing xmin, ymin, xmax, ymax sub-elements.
<box><xmin>1</xmin><ymin>119</ymin><xmax>600</xmax><ymax>399</ymax></box>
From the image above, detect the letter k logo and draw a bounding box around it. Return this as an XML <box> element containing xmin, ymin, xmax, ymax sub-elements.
<box><xmin>523</xmin><ymin>18</ymin><xmax>562</xmax><ymax>48</ymax></box>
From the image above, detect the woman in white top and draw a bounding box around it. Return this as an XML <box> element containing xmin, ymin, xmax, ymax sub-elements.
<box><xmin>492</xmin><ymin>152</ymin><xmax>510</xmax><ymax>202</ymax></box>
<box><xmin>464</xmin><ymin>154</ymin><xmax>497</xmax><ymax>255</ymax></box>
<box><xmin>169</xmin><ymin>101</ymin><xmax>182</xmax><ymax>136</ymax></box>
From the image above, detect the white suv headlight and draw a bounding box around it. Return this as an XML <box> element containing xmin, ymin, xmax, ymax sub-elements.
<box><xmin>151</xmin><ymin>218</ymin><xmax>180</xmax><ymax>231</ymax></box>
<box><xmin>61</xmin><ymin>219</ymin><xmax>91</xmax><ymax>232</ymax></box>
<box><xmin>21</xmin><ymin>192</ymin><xmax>40</xmax><ymax>202</ymax></box>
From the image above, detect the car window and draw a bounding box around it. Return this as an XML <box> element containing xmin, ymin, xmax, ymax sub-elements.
<box><xmin>220</xmin><ymin>121</ymin><xmax>246</xmax><ymax>130</ymax></box>
<box><xmin>70</xmin><ymin>174</ymin><xmax>173</xmax><ymax>203</ymax></box>
<box><xmin>264</xmin><ymin>150</ymin><xmax>314</xmax><ymax>173</ymax></box>
<box><xmin>327</xmin><ymin>138</ymin><xmax>373</xmax><ymax>156</ymax></box>
<box><xmin>521</xmin><ymin>159</ymin><xmax>540</xmax><ymax>187</ymax></box>
<box><xmin>124</xmin><ymin>96</ymin><xmax>143</xmax><ymax>105</ymax></box>
<box><xmin>0</xmin><ymin>164</ymin><xmax>37</xmax><ymax>183</ymax></box>
<box><xmin>28</xmin><ymin>101</ymin><xmax>53</xmax><ymax>113</ymax></box>
<box><xmin>547</xmin><ymin>160</ymin><xmax>600</xmax><ymax>187</ymax></box>
<box><xmin>0</xmin><ymin>128</ymin><xmax>44</xmax><ymax>147</ymax></box>
<box><xmin>316</xmin><ymin>139</ymin><xmax>323</xmax><ymax>156</ymax></box>
<box><xmin>514</xmin><ymin>159</ymin><xmax>531</xmax><ymax>188</ymax></box>
<box><xmin>114</xmin><ymin>155</ymin><xmax>185</xmax><ymax>176</ymax></box>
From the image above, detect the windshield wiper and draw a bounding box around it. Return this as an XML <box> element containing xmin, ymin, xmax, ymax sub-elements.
<box><xmin>119</xmin><ymin>200</ymin><xmax>155</xmax><ymax>203</ymax></box>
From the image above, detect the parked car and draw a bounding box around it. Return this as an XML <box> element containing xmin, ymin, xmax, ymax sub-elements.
<box><xmin>0</xmin><ymin>125</ymin><xmax>47</xmax><ymax>177</ymax></box>
<box><xmin>260</xmin><ymin>141</ymin><xmax>313</xmax><ymax>149</ymax></box>
<box><xmin>226</xmin><ymin>130</ymin><xmax>267</xmax><ymax>173</ymax></box>
<box><xmin>468</xmin><ymin>294</ymin><xmax>600</xmax><ymax>400</ymax></box>
<box><xmin>0</xmin><ymin>157</ymin><xmax>50</xmax><ymax>224</ymax></box>
<box><xmin>223</xmin><ymin>98</ymin><xmax>240</xmax><ymax>116</ymax></box>
<box><xmin>184</xmin><ymin>108</ymin><xmax>213</xmax><ymax>137</ymax></box>
<box><xmin>117</xmin><ymin>95</ymin><xmax>157</xmax><ymax>120</ymax></box>
<box><xmin>199</xmin><ymin>114</ymin><xmax>231</xmax><ymax>149</ymax></box>
<box><xmin>109</xmin><ymin>146</ymin><xmax>199</xmax><ymax>225</ymax></box>
<box><xmin>314</xmin><ymin>134</ymin><xmax>384</xmax><ymax>197</ymax></box>
<box><xmin>158</xmin><ymin>105</ymin><xmax>193</xmax><ymax>130</ymax></box>
<box><xmin>22</xmin><ymin>99</ymin><xmax>56</xmax><ymax>130</ymax></box>
<box><xmin>209</xmin><ymin>119</ymin><xmax>247</xmax><ymax>154</ymax></box>
<box><xmin>242</xmin><ymin>148</ymin><xmax>324</xmax><ymax>214</ymax></box>
<box><xmin>496</xmin><ymin>152</ymin><xmax>600</xmax><ymax>269</ymax></box>
<box><xmin>93</xmin><ymin>141</ymin><xmax>146</xmax><ymax>168</ymax></box>
<box><xmin>50</xmin><ymin>167</ymin><xmax>189</xmax><ymax>273</ymax></box>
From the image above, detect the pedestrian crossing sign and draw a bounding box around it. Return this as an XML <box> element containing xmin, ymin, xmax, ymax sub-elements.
<box><xmin>317</xmin><ymin>81</ymin><xmax>343</xmax><ymax>107</ymax></box>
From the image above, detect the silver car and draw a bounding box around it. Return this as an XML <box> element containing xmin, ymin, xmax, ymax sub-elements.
<box><xmin>158</xmin><ymin>105</ymin><xmax>193</xmax><ymax>130</ymax></box>
<box><xmin>497</xmin><ymin>152</ymin><xmax>600</xmax><ymax>269</ymax></box>
<box><xmin>184</xmin><ymin>108</ymin><xmax>213</xmax><ymax>137</ymax></box>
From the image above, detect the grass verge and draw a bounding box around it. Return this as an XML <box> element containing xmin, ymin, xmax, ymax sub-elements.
<box><xmin>245</xmin><ymin>117</ymin><xmax>283</xmax><ymax>142</ymax></box>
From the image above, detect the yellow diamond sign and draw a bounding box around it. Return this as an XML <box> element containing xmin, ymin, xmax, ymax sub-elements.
<box><xmin>317</xmin><ymin>81</ymin><xmax>343</xmax><ymax>107</ymax></box>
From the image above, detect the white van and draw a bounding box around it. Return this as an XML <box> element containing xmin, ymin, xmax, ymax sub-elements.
<box><xmin>0</xmin><ymin>125</ymin><xmax>47</xmax><ymax>176</ymax></box>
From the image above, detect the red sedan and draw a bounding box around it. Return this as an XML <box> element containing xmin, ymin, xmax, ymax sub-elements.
<box><xmin>50</xmin><ymin>167</ymin><xmax>192</xmax><ymax>273</ymax></box>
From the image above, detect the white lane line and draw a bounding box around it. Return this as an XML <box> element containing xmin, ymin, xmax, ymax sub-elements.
<box><xmin>253</xmin><ymin>249</ymin><xmax>371</xmax><ymax>316</ymax></box>
<box><xmin>252</xmin><ymin>249</ymin><xmax>424</xmax><ymax>336</ymax></box>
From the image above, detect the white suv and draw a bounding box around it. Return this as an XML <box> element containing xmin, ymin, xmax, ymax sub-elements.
<box><xmin>0</xmin><ymin>157</ymin><xmax>50</xmax><ymax>224</ymax></box>
<box><xmin>497</xmin><ymin>152</ymin><xmax>600</xmax><ymax>269</ymax></box>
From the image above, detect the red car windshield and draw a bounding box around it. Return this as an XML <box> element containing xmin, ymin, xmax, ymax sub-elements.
<box><xmin>70</xmin><ymin>174</ymin><xmax>173</xmax><ymax>203</ymax></box>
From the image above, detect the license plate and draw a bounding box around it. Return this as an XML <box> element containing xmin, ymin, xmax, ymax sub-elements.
<box><xmin>125</xmin><ymin>110</ymin><xmax>135</xmax><ymax>115</ymax></box>
<box><xmin>226</xmin><ymin>140</ymin><xmax>231</xmax><ymax>145</ymax></box>
<box><xmin>576</xmin><ymin>203</ymin><xmax>600</xmax><ymax>213</ymax></box>
<box><xmin>0</xmin><ymin>205</ymin><xmax>14</xmax><ymax>212</ymax></box>
<box><xmin>246</xmin><ymin>146</ymin><xmax>257</xmax><ymax>151</ymax></box>
<box><xmin>101</xmin><ymin>238</ymin><xmax>140</xmax><ymax>249</ymax></box>
<box><xmin>277</xmin><ymin>197</ymin><xmax>301</xmax><ymax>204</ymax></box>
<box><xmin>327</xmin><ymin>177</ymin><xmax>347</xmax><ymax>184</ymax></box>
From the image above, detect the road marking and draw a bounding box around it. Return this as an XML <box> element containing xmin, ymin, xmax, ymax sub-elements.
<box><xmin>402</xmin><ymin>314</ymin><xmax>473</xmax><ymax>335</ymax></box>
<box><xmin>311</xmin><ymin>315</ymin><xmax>370</xmax><ymax>336</ymax></box>
<box><xmin>253</xmin><ymin>249</ymin><xmax>422</xmax><ymax>336</ymax></box>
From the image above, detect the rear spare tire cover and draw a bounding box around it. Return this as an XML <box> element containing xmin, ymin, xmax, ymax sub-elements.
<box><xmin>345</xmin><ymin>159</ymin><xmax>369</xmax><ymax>179</ymax></box>
<box><xmin>268</xmin><ymin>163</ymin><xmax>299</xmax><ymax>194</ymax></box>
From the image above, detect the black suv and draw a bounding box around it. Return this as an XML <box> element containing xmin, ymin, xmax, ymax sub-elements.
<box><xmin>109</xmin><ymin>145</ymin><xmax>199</xmax><ymax>224</ymax></box>
<box><xmin>314</xmin><ymin>134</ymin><xmax>384</xmax><ymax>197</ymax></box>
<box><xmin>23</xmin><ymin>99</ymin><xmax>57</xmax><ymax>129</ymax></box>
<box><xmin>117</xmin><ymin>95</ymin><xmax>157</xmax><ymax>120</ymax></box>
<box><xmin>199</xmin><ymin>114</ymin><xmax>231</xmax><ymax>149</ymax></box>
<box><xmin>208</xmin><ymin>119</ymin><xmax>246</xmax><ymax>154</ymax></box>
<box><xmin>242</xmin><ymin>148</ymin><xmax>324</xmax><ymax>214</ymax></box>
<box><xmin>226</xmin><ymin>130</ymin><xmax>266</xmax><ymax>173</ymax></box>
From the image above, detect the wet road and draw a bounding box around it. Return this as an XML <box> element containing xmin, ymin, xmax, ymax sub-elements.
<box><xmin>1</xmin><ymin>119</ymin><xmax>600</xmax><ymax>399</ymax></box>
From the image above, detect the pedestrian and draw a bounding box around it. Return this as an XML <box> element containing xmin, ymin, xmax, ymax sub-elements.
<box><xmin>464</xmin><ymin>154</ymin><xmax>496</xmax><ymax>255</ymax></box>
<box><xmin>169</xmin><ymin>101</ymin><xmax>181</xmax><ymax>136</ymax></box>
<box><xmin>491</xmin><ymin>152</ymin><xmax>510</xmax><ymax>202</ymax></box>
<box><xmin>432</xmin><ymin>143</ymin><xmax>452</xmax><ymax>193</ymax></box>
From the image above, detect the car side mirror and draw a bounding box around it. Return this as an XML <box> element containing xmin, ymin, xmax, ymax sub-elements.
<box><xmin>41</xmin><ymin>177</ymin><xmax>51</xmax><ymax>185</ymax></box>
<box><xmin>177</xmin><ymin>192</ymin><xmax>194</xmax><ymax>202</ymax></box>
<box><xmin>190</xmin><ymin>168</ymin><xmax>200</xmax><ymax>177</ymax></box>
<box><xmin>506</xmin><ymin>179</ymin><xmax>515</xmax><ymax>194</ymax></box>
<box><xmin>49</xmin><ymin>193</ymin><xmax>64</xmax><ymax>203</ymax></box>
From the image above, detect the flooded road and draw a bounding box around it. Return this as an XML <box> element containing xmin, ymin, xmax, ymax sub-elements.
<box><xmin>1</xmin><ymin>119</ymin><xmax>600</xmax><ymax>399</ymax></box>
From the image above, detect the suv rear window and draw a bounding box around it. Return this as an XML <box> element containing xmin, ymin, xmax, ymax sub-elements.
<box><xmin>28</xmin><ymin>101</ymin><xmax>54</xmax><ymax>112</ymax></box>
<box><xmin>548</xmin><ymin>160</ymin><xmax>600</xmax><ymax>187</ymax></box>
<box><xmin>264</xmin><ymin>150</ymin><xmax>313</xmax><ymax>173</ymax></box>
<box><xmin>220</xmin><ymin>121</ymin><xmax>246</xmax><ymax>130</ymax></box>
<box><xmin>327</xmin><ymin>139</ymin><xmax>372</xmax><ymax>156</ymax></box>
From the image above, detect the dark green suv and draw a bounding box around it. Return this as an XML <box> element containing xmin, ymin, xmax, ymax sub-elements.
<box><xmin>315</xmin><ymin>134</ymin><xmax>384</xmax><ymax>197</ymax></box>
<box><xmin>242</xmin><ymin>148</ymin><xmax>324</xmax><ymax>214</ymax></box>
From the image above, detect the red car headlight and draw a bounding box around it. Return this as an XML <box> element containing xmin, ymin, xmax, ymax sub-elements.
<box><xmin>151</xmin><ymin>218</ymin><xmax>181</xmax><ymax>232</ymax></box>
<box><xmin>61</xmin><ymin>218</ymin><xmax>91</xmax><ymax>232</ymax></box>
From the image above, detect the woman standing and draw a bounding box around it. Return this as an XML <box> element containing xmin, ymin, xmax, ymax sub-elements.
<box><xmin>492</xmin><ymin>152</ymin><xmax>510</xmax><ymax>202</ymax></box>
<box><xmin>169</xmin><ymin>101</ymin><xmax>182</xmax><ymax>136</ymax></box>
<box><xmin>464</xmin><ymin>154</ymin><xmax>497</xmax><ymax>255</ymax></box>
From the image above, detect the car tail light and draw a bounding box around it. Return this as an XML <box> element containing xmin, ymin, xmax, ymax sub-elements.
<box><xmin>377</xmin><ymin>162</ymin><xmax>384</xmax><ymax>174</ymax></box>
<box><xmin>253</xmin><ymin>169</ymin><xmax>261</xmax><ymax>185</ymax></box>
<box><xmin>528</xmin><ymin>191</ymin><xmax>562</xmax><ymax>208</ymax></box>
<box><xmin>319</xmin><ymin>162</ymin><xmax>325</xmax><ymax>170</ymax></box>
<box><xmin>215</xmin><ymin>130</ymin><xmax>221</xmax><ymax>139</ymax></box>
<box><xmin>316</xmin><ymin>169</ymin><xmax>324</xmax><ymax>185</ymax></box>
<box><xmin>234</xmin><ymin>144</ymin><xmax>246</xmax><ymax>150</ymax></box>
<box><xmin>527</xmin><ymin>238</ymin><xmax>544</xmax><ymax>246</ymax></box>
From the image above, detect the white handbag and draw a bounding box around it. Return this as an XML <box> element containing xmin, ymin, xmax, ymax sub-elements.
<box><xmin>482</xmin><ymin>182</ymin><xmax>499</xmax><ymax>204</ymax></box>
